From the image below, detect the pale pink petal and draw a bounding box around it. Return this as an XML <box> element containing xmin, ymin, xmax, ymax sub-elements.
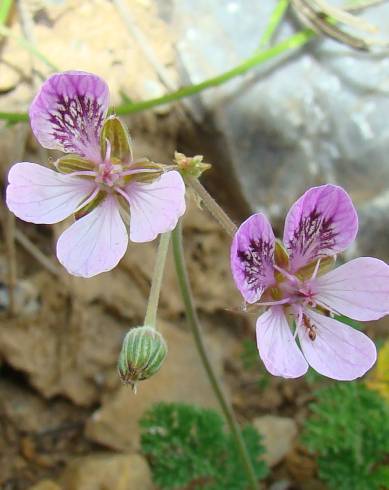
<box><xmin>125</xmin><ymin>171</ymin><xmax>186</xmax><ymax>243</ymax></box>
<box><xmin>30</xmin><ymin>71</ymin><xmax>109</xmax><ymax>162</ymax></box>
<box><xmin>283</xmin><ymin>185</ymin><xmax>358</xmax><ymax>272</ymax></box>
<box><xmin>231</xmin><ymin>213</ymin><xmax>275</xmax><ymax>304</ymax></box>
<box><xmin>6</xmin><ymin>162</ymin><xmax>95</xmax><ymax>224</ymax></box>
<box><xmin>299</xmin><ymin>309</ymin><xmax>377</xmax><ymax>381</ymax></box>
<box><xmin>315</xmin><ymin>257</ymin><xmax>389</xmax><ymax>321</ymax></box>
<box><xmin>256</xmin><ymin>306</ymin><xmax>308</xmax><ymax>378</ymax></box>
<box><xmin>56</xmin><ymin>195</ymin><xmax>128</xmax><ymax>277</ymax></box>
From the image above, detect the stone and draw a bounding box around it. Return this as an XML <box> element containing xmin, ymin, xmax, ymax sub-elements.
<box><xmin>28</xmin><ymin>481</ymin><xmax>62</xmax><ymax>490</ymax></box>
<box><xmin>0</xmin><ymin>272</ymin><xmax>129</xmax><ymax>405</ymax></box>
<box><xmin>85</xmin><ymin>320</ymin><xmax>225</xmax><ymax>451</ymax></box>
<box><xmin>61</xmin><ymin>453</ymin><xmax>153</xmax><ymax>490</ymax></box>
<box><xmin>171</xmin><ymin>0</ymin><xmax>389</xmax><ymax>257</ymax></box>
<box><xmin>253</xmin><ymin>415</ymin><xmax>298</xmax><ymax>467</ymax></box>
<box><xmin>0</xmin><ymin>0</ymin><xmax>178</xmax><ymax>113</ymax></box>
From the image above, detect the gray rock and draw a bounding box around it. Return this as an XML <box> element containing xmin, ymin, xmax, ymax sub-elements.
<box><xmin>253</xmin><ymin>415</ymin><xmax>298</xmax><ymax>467</ymax></box>
<box><xmin>172</xmin><ymin>0</ymin><xmax>389</xmax><ymax>255</ymax></box>
<box><xmin>61</xmin><ymin>453</ymin><xmax>153</xmax><ymax>490</ymax></box>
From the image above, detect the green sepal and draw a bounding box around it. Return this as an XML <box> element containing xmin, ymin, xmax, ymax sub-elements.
<box><xmin>100</xmin><ymin>115</ymin><xmax>132</xmax><ymax>163</ymax></box>
<box><xmin>55</xmin><ymin>154</ymin><xmax>96</xmax><ymax>174</ymax></box>
<box><xmin>296</xmin><ymin>255</ymin><xmax>336</xmax><ymax>281</ymax></box>
<box><xmin>122</xmin><ymin>160</ymin><xmax>165</xmax><ymax>185</ymax></box>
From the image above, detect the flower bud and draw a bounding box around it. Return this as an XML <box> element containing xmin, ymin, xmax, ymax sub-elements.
<box><xmin>118</xmin><ymin>326</ymin><xmax>167</xmax><ymax>390</ymax></box>
<box><xmin>174</xmin><ymin>151</ymin><xmax>211</xmax><ymax>178</ymax></box>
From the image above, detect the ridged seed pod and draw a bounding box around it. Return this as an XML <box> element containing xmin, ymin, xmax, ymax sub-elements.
<box><xmin>118</xmin><ymin>326</ymin><xmax>167</xmax><ymax>390</ymax></box>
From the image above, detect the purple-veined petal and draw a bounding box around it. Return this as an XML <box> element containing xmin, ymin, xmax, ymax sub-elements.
<box><xmin>30</xmin><ymin>71</ymin><xmax>109</xmax><ymax>162</ymax></box>
<box><xmin>56</xmin><ymin>195</ymin><xmax>128</xmax><ymax>278</ymax></box>
<box><xmin>299</xmin><ymin>308</ymin><xmax>377</xmax><ymax>381</ymax></box>
<box><xmin>125</xmin><ymin>170</ymin><xmax>186</xmax><ymax>243</ymax></box>
<box><xmin>283</xmin><ymin>185</ymin><xmax>358</xmax><ymax>272</ymax></box>
<box><xmin>231</xmin><ymin>213</ymin><xmax>276</xmax><ymax>304</ymax></box>
<box><xmin>256</xmin><ymin>306</ymin><xmax>308</xmax><ymax>378</ymax></box>
<box><xmin>6</xmin><ymin>162</ymin><xmax>95</xmax><ymax>224</ymax></box>
<box><xmin>315</xmin><ymin>257</ymin><xmax>389</xmax><ymax>321</ymax></box>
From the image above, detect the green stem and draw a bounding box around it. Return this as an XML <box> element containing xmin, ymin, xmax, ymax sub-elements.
<box><xmin>114</xmin><ymin>28</ymin><xmax>313</xmax><ymax>115</ymax></box>
<box><xmin>187</xmin><ymin>176</ymin><xmax>237</xmax><ymax>237</ymax></box>
<box><xmin>172</xmin><ymin>221</ymin><xmax>259</xmax><ymax>490</ymax></box>
<box><xmin>257</xmin><ymin>0</ymin><xmax>290</xmax><ymax>50</ymax></box>
<box><xmin>0</xmin><ymin>111</ymin><xmax>28</xmax><ymax>123</ymax></box>
<box><xmin>144</xmin><ymin>231</ymin><xmax>171</xmax><ymax>328</ymax></box>
<box><xmin>0</xmin><ymin>28</ymin><xmax>314</xmax><ymax>123</ymax></box>
<box><xmin>0</xmin><ymin>0</ymin><xmax>13</xmax><ymax>25</ymax></box>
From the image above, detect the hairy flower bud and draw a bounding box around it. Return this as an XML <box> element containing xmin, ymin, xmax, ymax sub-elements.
<box><xmin>174</xmin><ymin>151</ymin><xmax>211</xmax><ymax>178</ymax></box>
<box><xmin>118</xmin><ymin>326</ymin><xmax>167</xmax><ymax>390</ymax></box>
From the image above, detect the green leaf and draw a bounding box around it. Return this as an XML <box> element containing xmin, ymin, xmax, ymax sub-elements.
<box><xmin>302</xmin><ymin>383</ymin><xmax>389</xmax><ymax>490</ymax></box>
<box><xmin>140</xmin><ymin>402</ymin><xmax>268</xmax><ymax>490</ymax></box>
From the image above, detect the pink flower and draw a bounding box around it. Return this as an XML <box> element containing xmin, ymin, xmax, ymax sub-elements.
<box><xmin>231</xmin><ymin>185</ymin><xmax>389</xmax><ymax>380</ymax></box>
<box><xmin>6</xmin><ymin>71</ymin><xmax>186</xmax><ymax>278</ymax></box>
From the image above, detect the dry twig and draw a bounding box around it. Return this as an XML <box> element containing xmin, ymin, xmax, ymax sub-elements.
<box><xmin>291</xmin><ymin>0</ymin><xmax>389</xmax><ymax>49</ymax></box>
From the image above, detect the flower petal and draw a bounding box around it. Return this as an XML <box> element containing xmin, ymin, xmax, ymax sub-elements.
<box><xmin>30</xmin><ymin>71</ymin><xmax>109</xmax><ymax>162</ymax></box>
<box><xmin>283</xmin><ymin>185</ymin><xmax>358</xmax><ymax>272</ymax></box>
<box><xmin>299</xmin><ymin>309</ymin><xmax>377</xmax><ymax>381</ymax></box>
<box><xmin>315</xmin><ymin>257</ymin><xmax>389</xmax><ymax>321</ymax></box>
<box><xmin>56</xmin><ymin>195</ymin><xmax>128</xmax><ymax>277</ymax></box>
<box><xmin>231</xmin><ymin>213</ymin><xmax>275</xmax><ymax>304</ymax></box>
<box><xmin>256</xmin><ymin>306</ymin><xmax>308</xmax><ymax>378</ymax></box>
<box><xmin>125</xmin><ymin>170</ymin><xmax>186</xmax><ymax>242</ymax></box>
<box><xmin>6</xmin><ymin>162</ymin><xmax>95</xmax><ymax>224</ymax></box>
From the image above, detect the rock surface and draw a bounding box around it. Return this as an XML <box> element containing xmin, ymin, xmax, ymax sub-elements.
<box><xmin>254</xmin><ymin>415</ymin><xmax>298</xmax><ymax>467</ymax></box>
<box><xmin>61</xmin><ymin>453</ymin><xmax>153</xmax><ymax>490</ymax></box>
<box><xmin>28</xmin><ymin>481</ymin><xmax>62</xmax><ymax>490</ymax></box>
<box><xmin>172</xmin><ymin>0</ymin><xmax>389</xmax><ymax>258</ymax></box>
<box><xmin>85</xmin><ymin>320</ymin><xmax>225</xmax><ymax>451</ymax></box>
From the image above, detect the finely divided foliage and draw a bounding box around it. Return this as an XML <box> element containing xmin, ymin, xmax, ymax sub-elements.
<box><xmin>231</xmin><ymin>185</ymin><xmax>389</xmax><ymax>380</ymax></box>
<box><xmin>140</xmin><ymin>402</ymin><xmax>268</xmax><ymax>490</ymax></box>
<box><xmin>6</xmin><ymin>71</ymin><xmax>186</xmax><ymax>278</ymax></box>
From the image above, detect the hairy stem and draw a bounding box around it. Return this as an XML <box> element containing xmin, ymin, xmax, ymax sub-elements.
<box><xmin>144</xmin><ymin>231</ymin><xmax>171</xmax><ymax>328</ymax></box>
<box><xmin>172</xmin><ymin>221</ymin><xmax>259</xmax><ymax>490</ymax></box>
<box><xmin>186</xmin><ymin>176</ymin><xmax>237</xmax><ymax>237</ymax></box>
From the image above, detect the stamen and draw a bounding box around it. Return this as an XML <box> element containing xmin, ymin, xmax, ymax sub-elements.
<box><xmin>257</xmin><ymin>297</ymin><xmax>291</xmax><ymax>307</ymax></box>
<box><xmin>273</xmin><ymin>264</ymin><xmax>300</xmax><ymax>285</ymax></box>
<box><xmin>74</xmin><ymin>186</ymin><xmax>100</xmax><ymax>213</ymax></box>
<box><xmin>67</xmin><ymin>170</ymin><xmax>96</xmax><ymax>178</ymax></box>
<box><xmin>121</xmin><ymin>168</ymin><xmax>161</xmax><ymax>177</ymax></box>
<box><xmin>311</xmin><ymin>258</ymin><xmax>322</xmax><ymax>280</ymax></box>
<box><xmin>115</xmin><ymin>187</ymin><xmax>131</xmax><ymax>204</ymax></box>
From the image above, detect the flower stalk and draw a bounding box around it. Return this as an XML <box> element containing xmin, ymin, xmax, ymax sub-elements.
<box><xmin>186</xmin><ymin>176</ymin><xmax>237</xmax><ymax>237</ymax></box>
<box><xmin>172</xmin><ymin>220</ymin><xmax>259</xmax><ymax>490</ymax></box>
<box><xmin>144</xmin><ymin>231</ymin><xmax>171</xmax><ymax>328</ymax></box>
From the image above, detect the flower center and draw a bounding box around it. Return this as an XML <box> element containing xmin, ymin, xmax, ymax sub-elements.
<box><xmin>271</xmin><ymin>265</ymin><xmax>318</xmax><ymax>309</ymax></box>
<box><xmin>95</xmin><ymin>162</ymin><xmax>124</xmax><ymax>188</ymax></box>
